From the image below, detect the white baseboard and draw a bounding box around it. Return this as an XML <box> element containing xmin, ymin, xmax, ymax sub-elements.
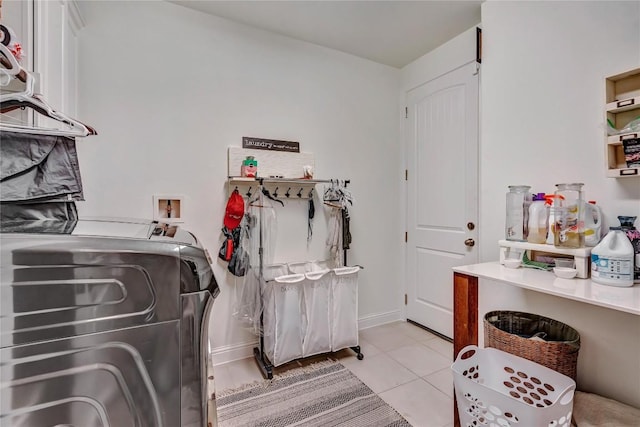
<box><xmin>211</xmin><ymin>310</ymin><xmax>403</xmax><ymax>366</ymax></box>
<box><xmin>358</xmin><ymin>310</ymin><xmax>403</xmax><ymax>330</ymax></box>
<box><xmin>211</xmin><ymin>340</ymin><xmax>258</xmax><ymax>367</ymax></box>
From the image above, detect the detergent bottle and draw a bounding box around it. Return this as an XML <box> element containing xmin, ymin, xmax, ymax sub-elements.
<box><xmin>618</xmin><ymin>216</ymin><xmax>640</xmax><ymax>283</ymax></box>
<box><xmin>591</xmin><ymin>227</ymin><xmax>634</xmax><ymax>287</ymax></box>
<box><xmin>584</xmin><ymin>201</ymin><xmax>603</xmax><ymax>247</ymax></box>
<box><xmin>527</xmin><ymin>193</ymin><xmax>548</xmax><ymax>244</ymax></box>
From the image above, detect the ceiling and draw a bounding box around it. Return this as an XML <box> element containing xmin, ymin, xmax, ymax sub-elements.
<box><xmin>168</xmin><ymin>1</ymin><xmax>482</xmax><ymax>68</ymax></box>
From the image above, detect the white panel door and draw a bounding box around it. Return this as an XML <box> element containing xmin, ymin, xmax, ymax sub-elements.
<box><xmin>406</xmin><ymin>61</ymin><xmax>479</xmax><ymax>339</ymax></box>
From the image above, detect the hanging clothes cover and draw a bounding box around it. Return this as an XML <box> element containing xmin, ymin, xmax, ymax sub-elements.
<box><xmin>0</xmin><ymin>131</ymin><xmax>84</xmax><ymax>222</ymax></box>
<box><xmin>0</xmin><ymin>131</ymin><xmax>84</xmax><ymax>202</ymax></box>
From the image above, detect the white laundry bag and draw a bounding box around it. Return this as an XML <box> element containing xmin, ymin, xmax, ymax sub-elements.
<box><xmin>330</xmin><ymin>266</ymin><xmax>360</xmax><ymax>351</ymax></box>
<box><xmin>301</xmin><ymin>269</ymin><xmax>332</xmax><ymax>357</ymax></box>
<box><xmin>262</xmin><ymin>273</ymin><xmax>305</xmax><ymax>366</ymax></box>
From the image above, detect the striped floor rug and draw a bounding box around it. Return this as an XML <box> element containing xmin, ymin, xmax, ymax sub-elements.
<box><xmin>216</xmin><ymin>360</ymin><xmax>412</xmax><ymax>427</ymax></box>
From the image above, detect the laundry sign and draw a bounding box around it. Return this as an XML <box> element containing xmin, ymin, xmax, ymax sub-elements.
<box><xmin>242</xmin><ymin>137</ymin><xmax>300</xmax><ymax>153</ymax></box>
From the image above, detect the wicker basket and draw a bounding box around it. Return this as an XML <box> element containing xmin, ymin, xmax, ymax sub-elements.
<box><xmin>484</xmin><ymin>311</ymin><xmax>580</xmax><ymax>381</ymax></box>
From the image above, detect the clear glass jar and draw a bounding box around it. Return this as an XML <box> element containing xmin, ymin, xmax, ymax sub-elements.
<box><xmin>505</xmin><ymin>185</ymin><xmax>532</xmax><ymax>241</ymax></box>
<box><xmin>554</xmin><ymin>183</ymin><xmax>585</xmax><ymax>248</ymax></box>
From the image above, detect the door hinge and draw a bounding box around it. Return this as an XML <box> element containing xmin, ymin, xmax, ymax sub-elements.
<box><xmin>405</xmin><ymin>169</ymin><xmax>408</xmax><ymax>181</ymax></box>
<box><xmin>476</xmin><ymin>27</ymin><xmax>482</xmax><ymax>64</ymax></box>
<box><xmin>405</xmin><ymin>106</ymin><xmax>408</xmax><ymax>118</ymax></box>
<box><xmin>404</xmin><ymin>294</ymin><xmax>408</xmax><ymax>305</ymax></box>
<box><xmin>405</xmin><ymin>231</ymin><xmax>408</xmax><ymax>242</ymax></box>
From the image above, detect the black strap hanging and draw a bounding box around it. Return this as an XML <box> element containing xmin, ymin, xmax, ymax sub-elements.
<box><xmin>342</xmin><ymin>207</ymin><xmax>351</xmax><ymax>250</ymax></box>
<box><xmin>307</xmin><ymin>193</ymin><xmax>315</xmax><ymax>241</ymax></box>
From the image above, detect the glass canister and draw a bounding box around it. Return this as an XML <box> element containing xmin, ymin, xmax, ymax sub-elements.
<box><xmin>554</xmin><ymin>183</ymin><xmax>585</xmax><ymax>248</ymax></box>
<box><xmin>505</xmin><ymin>185</ymin><xmax>532</xmax><ymax>241</ymax></box>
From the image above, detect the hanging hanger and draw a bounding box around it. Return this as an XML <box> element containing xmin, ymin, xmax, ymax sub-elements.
<box><xmin>248</xmin><ymin>185</ymin><xmax>263</xmax><ymax>206</ymax></box>
<box><xmin>261</xmin><ymin>187</ymin><xmax>284</xmax><ymax>206</ymax></box>
<box><xmin>0</xmin><ymin>44</ymin><xmax>97</xmax><ymax>137</ymax></box>
<box><xmin>0</xmin><ymin>40</ymin><xmax>25</xmax><ymax>84</ymax></box>
<box><xmin>323</xmin><ymin>179</ymin><xmax>340</xmax><ymax>202</ymax></box>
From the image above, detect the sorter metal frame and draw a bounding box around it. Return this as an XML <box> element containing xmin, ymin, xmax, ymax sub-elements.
<box><xmin>228</xmin><ymin>177</ymin><xmax>363</xmax><ymax>379</ymax></box>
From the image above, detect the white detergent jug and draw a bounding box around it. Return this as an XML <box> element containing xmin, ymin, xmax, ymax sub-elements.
<box><xmin>584</xmin><ymin>201</ymin><xmax>603</xmax><ymax>247</ymax></box>
<box><xmin>591</xmin><ymin>227</ymin><xmax>634</xmax><ymax>287</ymax></box>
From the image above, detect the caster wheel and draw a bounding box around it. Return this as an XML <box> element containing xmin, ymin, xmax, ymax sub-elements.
<box><xmin>357</xmin><ymin>353</ymin><xmax>364</xmax><ymax>360</ymax></box>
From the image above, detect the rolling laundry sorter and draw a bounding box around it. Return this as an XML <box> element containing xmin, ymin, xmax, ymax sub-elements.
<box><xmin>261</xmin><ymin>262</ymin><xmax>361</xmax><ymax>367</ymax></box>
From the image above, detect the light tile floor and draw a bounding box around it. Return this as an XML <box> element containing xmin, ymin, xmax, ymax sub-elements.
<box><xmin>213</xmin><ymin>321</ymin><xmax>455</xmax><ymax>427</ymax></box>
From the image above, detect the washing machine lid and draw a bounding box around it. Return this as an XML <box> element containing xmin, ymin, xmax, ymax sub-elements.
<box><xmin>72</xmin><ymin>217</ymin><xmax>157</xmax><ymax>238</ymax></box>
<box><xmin>0</xmin><ymin>217</ymin><xmax>197</xmax><ymax>245</ymax></box>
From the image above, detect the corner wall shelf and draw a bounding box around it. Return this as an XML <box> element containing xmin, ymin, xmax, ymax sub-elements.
<box><xmin>605</xmin><ymin>67</ymin><xmax>640</xmax><ymax>178</ymax></box>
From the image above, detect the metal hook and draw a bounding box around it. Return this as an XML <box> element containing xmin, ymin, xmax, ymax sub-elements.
<box><xmin>308</xmin><ymin>188</ymin><xmax>314</xmax><ymax>198</ymax></box>
<box><xmin>297</xmin><ymin>188</ymin><xmax>303</xmax><ymax>198</ymax></box>
<box><xmin>285</xmin><ymin>187</ymin><xmax>291</xmax><ymax>198</ymax></box>
<box><xmin>273</xmin><ymin>187</ymin><xmax>279</xmax><ymax>198</ymax></box>
<box><xmin>246</xmin><ymin>186</ymin><xmax>253</xmax><ymax>198</ymax></box>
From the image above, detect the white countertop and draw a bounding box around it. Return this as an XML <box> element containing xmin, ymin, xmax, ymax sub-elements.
<box><xmin>453</xmin><ymin>262</ymin><xmax>640</xmax><ymax>316</ymax></box>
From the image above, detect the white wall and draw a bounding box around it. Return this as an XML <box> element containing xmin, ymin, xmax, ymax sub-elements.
<box><xmin>480</xmin><ymin>1</ymin><xmax>640</xmax><ymax>407</ymax></box>
<box><xmin>402</xmin><ymin>26</ymin><xmax>478</xmax><ymax>92</ymax></box>
<box><xmin>70</xmin><ymin>0</ymin><xmax>640</xmax><ymax>405</ymax></box>
<box><xmin>75</xmin><ymin>1</ymin><xmax>403</xmax><ymax>364</ymax></box>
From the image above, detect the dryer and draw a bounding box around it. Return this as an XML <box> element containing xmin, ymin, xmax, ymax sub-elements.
<box><xmin>0</xmin><ymin>218</ymin><xmax>219</xmax><ymax>427</ymax></box>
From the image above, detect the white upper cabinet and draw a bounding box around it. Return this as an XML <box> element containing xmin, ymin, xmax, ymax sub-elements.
<box><xmin>35</xmin><ymin>0</ymin><xmax>84</xmax><ymax>124</ymax></box>
<box><xmin>1</xmin><ymin>0</ymin><xmax>84</xmax><ymax>127</ymax></box>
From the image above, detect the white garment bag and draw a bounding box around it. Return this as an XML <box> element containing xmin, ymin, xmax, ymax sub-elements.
<box><xmin>330</xmin><ymin>266</ymin><xmax>360</xmax><ymax>351</ymax></box>
<box><xmin>263</xmin><ymin>273</ymin><xmax>305</xmax><ymax>366</ymax></box>
<box><xmin>301</xmin><ymin>269</ymin><xmax>332</xmax><ymax>358</ymax></box>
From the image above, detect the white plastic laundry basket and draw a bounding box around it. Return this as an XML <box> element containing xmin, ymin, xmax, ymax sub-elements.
<box><xmin>330</xmin><ymin>266</ymin><xmax>360</xmax><ymax>351</ymax></box>
<box><xmin>452</xmin><ymin>345</ymin><xmax>576</xmax><ymax>427</ymax></box>
<box><xmin>262</xmin><ymin>273</ymin><xmax>305</xmax><ymax>367</ymax></box>
<box><xmin>301</xmin><ymin>269</ymin><xmax>332</xmax><ymax>357</ymax></box>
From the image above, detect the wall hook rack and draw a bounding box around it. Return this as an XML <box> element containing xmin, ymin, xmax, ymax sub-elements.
<box><xmin>227</xmin><ymin>177</ymin><xmax>351</xmax><ymax>201</ymax></box>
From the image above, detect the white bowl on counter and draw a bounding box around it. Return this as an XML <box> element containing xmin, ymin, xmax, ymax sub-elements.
<box><xmin>553</xmin><ymin>267</ymin><xmax>578</xmax><ymax>279</ymax></box>
<box><xmin>503</xmin><ymin>259</ymin><xmax>522</xmax><ymax>269</ymax></box>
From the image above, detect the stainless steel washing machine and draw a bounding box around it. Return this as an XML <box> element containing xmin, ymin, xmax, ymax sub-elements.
<box><xmin>0</xmin><ymin>218</ymin><xmax>219</xmax><ymax>427</ymax></box>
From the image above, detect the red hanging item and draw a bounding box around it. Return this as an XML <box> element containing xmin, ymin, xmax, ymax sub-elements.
<box><xmin>224</xmin><ymin>189</ymin><xmax>244</xmax><ymax>230</ymax></box>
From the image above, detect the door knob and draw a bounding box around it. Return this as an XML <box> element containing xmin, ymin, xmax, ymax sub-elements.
<box><xmin>464</xmin><ymin>238</ymin><xmax>475</xmax><ymax>247</ymax></box>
